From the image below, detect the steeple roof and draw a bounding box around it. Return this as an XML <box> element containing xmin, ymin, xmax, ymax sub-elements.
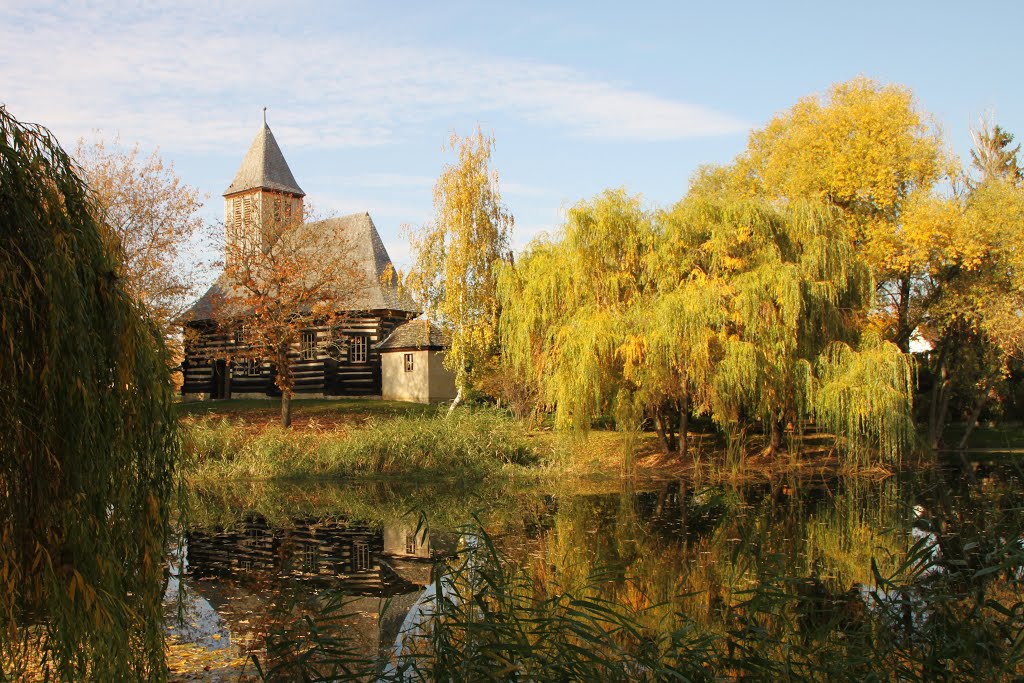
<box><xmin>224</xmin><ymin>123</ymin><xmax>305</xmax><ymax>197</ymax></box>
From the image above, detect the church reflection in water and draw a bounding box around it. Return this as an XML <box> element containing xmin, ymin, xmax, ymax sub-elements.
<box><xmin>170</xmin><ymin>516</ymin><xmax>459</xmax><ymax>660</ymax></box>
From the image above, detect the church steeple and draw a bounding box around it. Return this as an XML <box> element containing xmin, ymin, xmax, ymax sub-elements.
<box><xmin>224</xmin><ymin>120</ymin><xmax>305</xmax><ymax>197</ymax></box>
<box><xmin>223</xmin><ymin>116</ymin><xmax>305</xmax><ymax>264</ymax></box>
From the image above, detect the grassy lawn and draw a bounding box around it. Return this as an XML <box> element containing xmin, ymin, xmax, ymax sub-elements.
<box><xmin>940</xmin><ymin>422</ymin><xmax>1024</xmax><ymax>451</ymax></box>
<box><xmin>175</xmin><ymin>397</ymin><xmax>435</xmax><ymax>430</ymax></box>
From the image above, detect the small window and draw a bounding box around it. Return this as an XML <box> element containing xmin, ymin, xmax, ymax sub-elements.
<box><xmin>350</xmin><ymin>336</ymin><xmax>367</xmax><ymax>363</ymax></box>
<box><xmin>404</xmin><ymin>353</ymin><xmax>414</xmax><ymax>372</ymax></box>
<box><xmin>234</xmin><ymin>325</ymin><xmax>245</xmax><ymax>345</ymax></box>
<box><xmin>245</xmin><ymin>358</ymin><xmax>262</xmax><ymax>376</ymax></box>
<box><xmin>301</xmin><ymin>331</ymin><xmax>316</xmax><ymax>360</ymax></box>
<box><xmin>302</xmin><ymin>544</ymin><xmax>319</xmax><ymax>573</ymax></box>
<box><xmin>352</xmin><ymin>541</ymin><xmax>370</xmax><ymax>572</ymax></box>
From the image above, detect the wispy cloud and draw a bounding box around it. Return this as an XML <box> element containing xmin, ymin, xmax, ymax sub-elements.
<box><xmin>1</xmin><ymin>3</ymin><xmax>746</xmax><ymax>153</ymax></box>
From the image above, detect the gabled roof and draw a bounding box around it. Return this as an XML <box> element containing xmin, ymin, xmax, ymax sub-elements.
<box><xmin>376</xmin><ymin>319</ymin><xmax>451</xmax><ymax>351</ymax></box>
<box><xmin>184</xmin><ymin>212</ymin><xmax>415</xmax><ymax>321</ymax></box>
<box><xmin>224</xmin><ymin>124</ymin><xmax>305</xmax><ymax>197</ymax></box>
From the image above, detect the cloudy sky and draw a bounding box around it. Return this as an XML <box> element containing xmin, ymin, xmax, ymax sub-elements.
<box><xmin>3</xmin><ymin>0</ymin><xmax>1021</xmax><ymax>279</ymax></box>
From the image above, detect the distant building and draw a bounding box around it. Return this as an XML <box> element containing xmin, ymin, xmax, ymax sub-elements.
<box><xmin>376</xmin><ymin>320</ymin><xmax>457</xmax><ymax>404</ymax></box>
<box><xmin>181</xmin><ymin>122</ymin><xmax>416</xmax><ymax>400</ymax></box>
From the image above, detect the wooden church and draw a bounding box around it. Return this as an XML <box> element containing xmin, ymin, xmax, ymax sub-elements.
<box><xmin>181</xmin><ymin>122</ymin><xmax>417</xmax><ymax>400</ymax></box>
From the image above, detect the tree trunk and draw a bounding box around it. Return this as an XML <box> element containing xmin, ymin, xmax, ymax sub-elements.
<box><xmin>653</xmin><ymin>409</ymin><xmax>671</xmax><ymax>454</ymax></box>
<box><xmin>769</xmin><ymin>418</ymin><xmax>783</xmax><ymax>456</ymax></box>
<box><xmin>896</xmin><ymin>272</ymin><xmax>913</xmax><ymax>354</ymax></box>
<box><xmin>678</xmin><ymin>394</ymin><xmax>689</xmax><ymax>461</ymax></box>
<box><xmin>926</xmin><ymin>344</ymin><xmax>950</xmax><ymax>449</ymax></box>
<box><xmin>957</xmin><ymin>383</ymin><xmax>993</xmax><ymax>451</ymax></box>
<box><xmin>281</xmin><ymin>391</ymin><xmax>292</xmax><ymax>428</ymax></box>
<box><xmin>929</xmin><ymin>361</ymin><xmax>953</xmax><ymax>450</ymax></box>
<box><xmin>447</xmin><ymin>385</ymin><xmax>464</xmax><ymax>417</ymax></box>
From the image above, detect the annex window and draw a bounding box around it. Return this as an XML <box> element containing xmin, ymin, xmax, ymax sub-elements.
<box><xmin>350</xmin><ymin>336</ymin><xmax>367</xmax><ymax>363</ymax></box>
<box><xmin>301</xmin><ymin>331</ymin><xmax>316</xmax><ymax>360</ymax></box>
<box><xmin>404</xmin><ymin>353</ymin><xmax>414</xmax><ymax>372</ymax></box>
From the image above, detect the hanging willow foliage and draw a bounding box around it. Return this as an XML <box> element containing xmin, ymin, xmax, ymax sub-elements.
<box><xmin>499</xmin><ymin>187</ymin><xmax>912</xmax><ymax>465</ymax></box>
<box><xmin>497</xmin><ymin>190</ymin><xmax>655</xmax><ymax>432</ymax></box>
<box><xmin>813</xmin><ymin>333</ymin><xmax>915</xmax><ymax>467</ymax></box>
<box><xmin>0</xmin><ymin>107</ymin><xmax>178</xmax><ymax>680</ymax></box>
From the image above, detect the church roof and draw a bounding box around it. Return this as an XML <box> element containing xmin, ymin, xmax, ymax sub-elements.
<box><xmin>224</xmin><ymin>123</ymin><xmax>305</xmax><ymax>197</ymax></box>
<box><xmin>183</xmin><ymin>212</ymin><xmax>415</xmax><ymax>321</ymax></box>
<box><xmin>376</xmin><ymin>319</ymin><xmax>451</xmax><ymax>351</ymax></box>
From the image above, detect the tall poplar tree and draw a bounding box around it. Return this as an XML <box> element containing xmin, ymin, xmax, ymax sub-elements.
<box><xmin>404</xmin><ymin>127</ymin><xmax>513</xmax><ymax>411</ymax></box>
<box><xmin>970</xmin><ymin>119</ymin><xmax>1023</xmax><ymax>183</ymax></box>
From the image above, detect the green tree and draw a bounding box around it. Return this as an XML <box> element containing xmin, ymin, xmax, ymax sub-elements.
<box><xmin>403</xmin><ymin>127</ymin><xmax>513</xmax><ymax>411</ymax></box>
<box><xmin>970</xmin><ymin>118</ymin><xmax>1023</xmax><ymax>183</ymax></box>
<box><xmin>498</xmin><ymin>190</ymin><xmax>654</xmax><ymax>435</ymax></box>
<box><xmin>500</xmin><ymin>189</ymin><xmax>914</xmax><ymax>465</ymax></box>
<box><xmin>0</xmin><ymin>107</ymin><xmax>178</xmax><ymax>680</ymax></box>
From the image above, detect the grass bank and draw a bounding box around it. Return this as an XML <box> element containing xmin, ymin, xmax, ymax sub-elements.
<box><xmin>183</xmin><ymin>408</ymin><xmax>540</xmax><ymax>483</ymax></box>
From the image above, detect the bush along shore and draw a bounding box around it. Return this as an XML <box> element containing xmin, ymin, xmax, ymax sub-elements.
<box><xmin>183</xmin><ymin>408</ymin><xmax>539</xmax><ymax>483</ymax></box>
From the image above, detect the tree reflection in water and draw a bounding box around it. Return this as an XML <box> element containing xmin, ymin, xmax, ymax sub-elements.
<box><xmin>168</xmin><ymin>465</ymin><xmax>1024</xmax><ymax>680</ymax></box>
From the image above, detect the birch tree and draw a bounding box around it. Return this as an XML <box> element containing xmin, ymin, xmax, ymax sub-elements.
<box><xmin>404</xmin><ymin>127</ymin><xmax>513</xmax><ymax>411</ymax></box>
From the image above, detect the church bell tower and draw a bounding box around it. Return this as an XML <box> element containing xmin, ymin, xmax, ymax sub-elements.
<box><xmin>223</xmin><ymin>111</ymin><xmax>305</xmax><ymax>264</ymax></box>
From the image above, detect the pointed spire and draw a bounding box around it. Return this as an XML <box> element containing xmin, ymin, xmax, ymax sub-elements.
<box><xmin>224</xmin><ymin>118</ymin><xmax>305</xmax><ymax>197</ymax></box>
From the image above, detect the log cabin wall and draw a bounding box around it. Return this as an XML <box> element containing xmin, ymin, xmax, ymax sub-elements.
<box><xmin>181</xmin><ymin>310</ymin><xmax>413</xmax><ymax>399</ymax></box>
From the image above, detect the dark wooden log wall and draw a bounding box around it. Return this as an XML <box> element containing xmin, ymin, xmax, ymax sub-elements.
<box><xmin>186</xmin><ymin>515</ymin><xmax>418</xmax><ymax>595</ymax></box>
<box><xmin>181</xmin><ymin>311</ymin><xmax>413</xmax><ymax>398</ymax></box>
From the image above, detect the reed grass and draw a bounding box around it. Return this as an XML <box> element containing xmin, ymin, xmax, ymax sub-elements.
<box><xmin>183</xmin><ymin>408</ymin><xmax>538</xmax><ymax>482</ymax></box>
<box><xmin>246</xmin><ymin>515</ymin><xmax>1024</xmax><ymax>682</ymax></box>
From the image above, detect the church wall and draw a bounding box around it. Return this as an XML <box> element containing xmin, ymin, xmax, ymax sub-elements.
<box><xmin>181</xmin><ymin>311</ymin><xmax>414</xmax><ymax>399</ymax></box>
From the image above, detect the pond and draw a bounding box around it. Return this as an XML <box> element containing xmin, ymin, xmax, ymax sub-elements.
<box><xmin>165</xmin><ymin>462</ymin><xmax>1024</xmax><ymax>680</ymax></box>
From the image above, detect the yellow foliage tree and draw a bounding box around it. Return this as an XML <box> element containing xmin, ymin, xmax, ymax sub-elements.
<box><xmin>731</xmin><ymin>77</ymin><xmax>950</xmax><ymax>351</ymax></box>
<box><xmin>404</xmin><ymin>127</ymin><xmax>513</xmax><ymax>411</ymax></box>
<box><xmin>75</xmin><ymin>138</ymin><xmax>208</xmax><ymax>347</ymax></box>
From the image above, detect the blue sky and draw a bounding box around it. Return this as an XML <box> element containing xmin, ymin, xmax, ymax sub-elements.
<box><xmin>2</xmin><ymin>1</ymin><xmax>1020</xmax><ymax>282</ymax></box>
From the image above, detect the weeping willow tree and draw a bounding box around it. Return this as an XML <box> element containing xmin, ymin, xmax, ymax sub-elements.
<box><xmin>0</xmin><ymin>107</ymin><xmax>178</xmax><ymax>680</ymax></box>
<box><xmin>500</xmin><ymin>186</ymin><xmax>913</xmax><ymax>464</ymax></box>
<box><xmin>814</xmin><ymin>334</ymin><xmax>915</xmax><ymax>467</ymax></box>
<box><xmin>662</xmin><ymin>197</ymin><xmax>877</xmax><ymax>454</ymax></box>
<box><xmin>497</xmin><ymin>189</ymin><xmax>655</xmax><ymax>433</ymax></box>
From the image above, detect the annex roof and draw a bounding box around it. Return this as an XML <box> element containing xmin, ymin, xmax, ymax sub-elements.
<box><xmin>184</xmin><ymin>212</ymin><xmax>415</xmax><ymax>321</ymax></box>
<box><xmin>223</xmin><ymin>123</ymin><xmax>305</xmax><ymax>197</ymax></box>
<box><xmin>376</xmin><ymin>319</ymin><xmax>451</xmax><ymax>351</ymax></box>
